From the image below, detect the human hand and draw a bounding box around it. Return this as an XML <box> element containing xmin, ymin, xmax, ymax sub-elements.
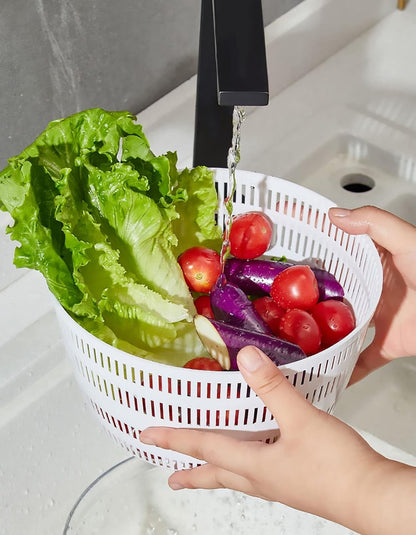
<box><xmin>329</xmin><ymin>206</ymin><xmax>416</xmax><ymax>383</ymax></box>
<box><xmin>140</xmin><ymin>346</ymin><xmax>407</xmax><ymax>534</ymax></box>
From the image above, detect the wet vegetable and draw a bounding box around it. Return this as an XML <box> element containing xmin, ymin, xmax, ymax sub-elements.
<box><xmin>224</xmin><ymin>257</ymin><xmax>344</xmax><ymax>301</ymax></box>
<box><xmin>229</xmin><ymin>212</ymin><xmax>272</xmax><ymax>259</ymax></box>
<box><xmin>194</xmin><ymin>315</ymin><xmax>306</xmax><ymax>371</ymax></box>
<box><xmin>310</xmin><ymin>299</ymin><xmax>355</xmax><ymax>348</ymax></box>
<box><xmin>270</xmin><ymin>265</ymin><xmax>319</xmax><ymax>310</ymax></box>
<box><xmin>210</xmin><ymin>275</ymin><xmax>272</xmax><ymax>334</ymax></box>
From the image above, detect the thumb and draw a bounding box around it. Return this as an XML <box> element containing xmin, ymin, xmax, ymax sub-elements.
<box><xmin>237</xmin><ymin>346</ymin><xmax>313</xmax><ymax>431</ymax></box>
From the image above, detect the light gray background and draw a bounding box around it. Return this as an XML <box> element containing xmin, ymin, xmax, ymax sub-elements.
<box><xmin>0</xmin><ymin>0</ymin><xmax>303</xmax><ymax>168</ymax></box>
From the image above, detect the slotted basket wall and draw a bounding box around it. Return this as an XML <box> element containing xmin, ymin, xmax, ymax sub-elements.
<box><xmin>55</xmin><ymin>169</ymin><xmax>383</xmax><ymax>469</ymax></box>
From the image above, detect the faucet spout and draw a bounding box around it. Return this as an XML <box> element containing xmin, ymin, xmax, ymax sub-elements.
<box><xmin>193</xmin><ymin>0</ymin><xmax>269</xmax><ymax>168</ymax></box>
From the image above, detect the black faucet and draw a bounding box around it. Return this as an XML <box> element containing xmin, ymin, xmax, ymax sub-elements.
<box><xmin>193</xmin><ymin>0</ymin><xmax>269</xmax><ymax>168</ymax></box>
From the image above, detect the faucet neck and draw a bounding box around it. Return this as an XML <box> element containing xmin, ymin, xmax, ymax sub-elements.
<box><xmin>193</xmin><ymin>0</ymin><xmax>269</xmax><ymax>168</ymax></box>
<box><xmin>193</xmin><ymin>0</ymin><xmax>233</xmax><ymax>168</ymax></box>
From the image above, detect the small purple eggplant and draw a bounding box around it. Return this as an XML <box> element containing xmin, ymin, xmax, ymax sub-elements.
<box><xmin>194</xmin><ymin>315</ymin><xmax>306</xmax><ymax>371</ymax></box>
<box><xmin>224</xmin><ymin>257</ymin><xmax>344</xmax><ymax>301</ymax></box>
<box><xmin>210</xmin><ymin>275</ymin><xmax>272</xmax><ymax>334</ymax></box>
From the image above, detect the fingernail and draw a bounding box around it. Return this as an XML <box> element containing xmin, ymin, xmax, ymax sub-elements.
<box><xmin>237</xmin><ymin>346</ymin><xmax>265</xmax><ymax>373</ymax></box>
<box><xmin>140</xmin><ymin>432</ymin><xmax>156</xmax><ymax>446</ymax></box>
<box><xmin>330</xmin><ymin>207</ymin><xmax>351</xmax><ymax>218</ymax></box>
<box><xmin>169</xmin><ymin>481</ymin><xmax>184</xmax><ymax>490</ymax></box>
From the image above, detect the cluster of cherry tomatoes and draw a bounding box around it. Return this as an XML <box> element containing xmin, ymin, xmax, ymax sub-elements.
<box><xmin>262</xmin><ymin>265</ymin><xmax>355</xmax><ymax>355</ymax></box>
<box><xmin>178</xmin><ymin>212</ymin><xmax>355</xmax><ymax>370</ymax></box>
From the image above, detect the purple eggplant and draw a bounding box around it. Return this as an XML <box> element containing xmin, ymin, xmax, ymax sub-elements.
<box><xmin>210</xmin><ymin>275</ymin><xmax>272</xmax><ymax>334</ymax></box>
<box><xmin>194</xmin><ymin>315</ymin><xmax>306</xmax><ymax>371</ymax></box>
<box><xmin>312</xmin><ymin>268</ymin><xmax>345</xmax><ymax>301</ymax></box>
<box><xmin>224</xmin><ymin>257</ymin><xmax>344</xmax><ymax>301</ymax></box>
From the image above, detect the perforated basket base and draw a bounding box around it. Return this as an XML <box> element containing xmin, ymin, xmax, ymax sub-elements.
<box><xmin>56</xmin><ymin>169</ymin><xmax>383</xmax><ymax>469</ymax></box>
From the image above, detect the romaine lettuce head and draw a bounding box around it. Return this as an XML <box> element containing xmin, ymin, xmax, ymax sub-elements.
<box><xmin>0</xmin><ymin>108</ymin><xmax>222</xmax><ymax>366</ymax></box>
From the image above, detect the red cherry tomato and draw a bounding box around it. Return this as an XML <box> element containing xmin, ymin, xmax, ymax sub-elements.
<box><xmin>183</xmin><ymin>357</ymin><xmax>223</xmax><ymax>405</ymax></box>
<box><xmin>178</xmin><ymin>247</ymin><xmax>221</xmax><ymax>293</ymax></box>
<box><xmin>310</xmin><ymin>299</ymin><xmax>356</xmax><ymax>348</ymax></box>
<box><xmin>194</xmin><ymin>295</ymin><xmax>214</xmax><ymax>318</ymax></box>
<box><xmin>253</xmin><ymin>296</ymin><xmax>285</xmax><ymax>335</ymax></box>
<box><xmin>229</xmin><ymin>212</ymin><xmax>272</xmax><ymax>259</ymax></box>
<box><xmin>183</xmin><ymin>357</ymin><xmax>223</xmax><ymax>370</ymax></box>
<box><xmin>279</xmin><ymin>309</ymin><xmax>321</xmax><ymax>356</ymax></box>
<box><xmin>270</xmin><ymin>265</ymin><xmax>319</xmax><ymax>310</ymax></box>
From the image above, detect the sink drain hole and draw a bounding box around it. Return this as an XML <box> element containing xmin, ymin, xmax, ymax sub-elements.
<box><xmin>341</xmin><ymin>173</ymin><xmax>375</xmax><ymax>193</ymax></box>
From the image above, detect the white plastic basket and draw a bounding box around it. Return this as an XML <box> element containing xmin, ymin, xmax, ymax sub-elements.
<box><xmin>55</xmin><ymin>169</ymin><xmax>383</xmax><ymax>469</ymax></box>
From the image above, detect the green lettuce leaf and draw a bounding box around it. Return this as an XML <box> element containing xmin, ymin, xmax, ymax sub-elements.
<box><xmin>172</xmin><ymin>166</ymin><xmax>222</xmax><ymax>256</ymax></box>
<box><xmin>0</xmin><ymin>108</ymin><xmax>221</xmax><ymax>366</ymax></box>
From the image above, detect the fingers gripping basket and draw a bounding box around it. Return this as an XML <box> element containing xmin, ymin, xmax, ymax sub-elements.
<box><xmin>55</xmin><ymin>169</ymin><xmax>383</xmax><ymax>469</ymax></box>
